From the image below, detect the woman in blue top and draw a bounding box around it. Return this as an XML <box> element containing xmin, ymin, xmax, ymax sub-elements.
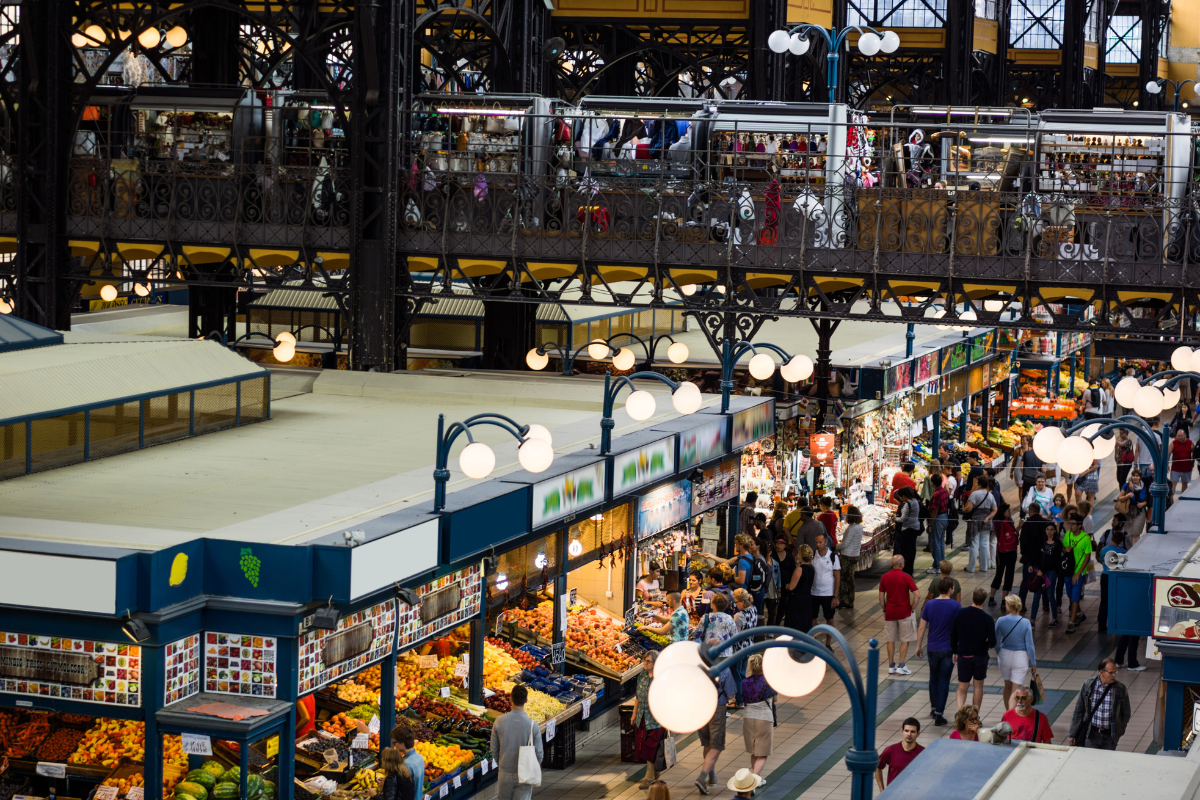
<box><xmin>995</xmin><ymin>594</ymin><xmax>1037</xmax><ymax>710</ymax></box>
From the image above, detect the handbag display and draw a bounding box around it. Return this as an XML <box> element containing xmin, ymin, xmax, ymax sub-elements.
<box><xmin>517</xmin><ymin>719</ymin><xmax>542</xmax><ymax>786</ymax></box>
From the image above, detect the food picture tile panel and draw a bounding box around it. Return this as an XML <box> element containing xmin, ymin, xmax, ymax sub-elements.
<box><xmin>204</xmin><ymin>632</ymin><xmax>277</xmax><ymax>697</ymax></box>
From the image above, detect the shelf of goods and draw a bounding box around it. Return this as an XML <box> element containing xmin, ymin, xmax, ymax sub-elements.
<box><xmin>740</xmin><ymin>441</ymin><xmax>780</xmax><ymax>516</ymax></box>
<box><xmin>481</xmin><ymin>638</ymin><xmax>599</xmax><ymax>733</ymax></box>
<box><xmin>1036</xmin><ymin>133</ymin><xmax>1170</xmax><ymax>203</ymax></box>
<box><xmin>879</xmin><ymin>464</ymin><xmax>927</xmax><ymax>502</ymax></box>
<box><xmin>0</xmin><ymin>710</ymin><xmax>199</xmax><ymax>800</ymax></box>
<box><xmin>498</xmin><ymin>601</ymin><xmax>643</xmax><ymax>683</ymax></box>
<box><xmin>413</xmin><ymin>106</ymin><xmax>527</xmax><ymax>178</ymax></box>
<box><xmin>835</xmin><ymin>502</ymin><xmax>895</xmax><ymax>559</ymax></box>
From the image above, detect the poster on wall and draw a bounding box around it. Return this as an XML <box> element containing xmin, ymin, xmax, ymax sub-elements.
<box><xmin>0</xmin><ymin>634</ymin><xmax>141</xmax><ymax>707</ymax></box>
<box><xmin>612</xmin><ymin>436</ymin><xmax>676</xmax><ymax>495</ymax></box>
<box><xmin>692</xmin><ymin>457</ymin><xmax>740</xmax><ymax>515</ymax></box>
<box><xmin>396</xmin><ymin>564</ymin><xmax>483</xmax><ymax>649</ymax></box>
<box><xmin>636</xmin><ymin>479</ymin><xmax>693</xmax><ymax>540</ymax></box>
<box><xmin>298</xmin><ymin>600</ymin><xmax>396</xmax><ymax>694</ymax></box>
<box><xmin>204</xmin><ymin>633</ymin><xmax>277</xmax><ymax>697</ymax></box>
<box><xmin>1151</xmin><ymin>576</ymin><xmax>1200</xmax><ymax>641</ymax></box>
<box><xmin>731</xmin><ymin>401</ymin><xmax>775</xmax><ymax>449</ymax></box>
<box><xmin>914</xmin><ymin>351</ymin><xmax>939</xmax><ymax>386</ymax></box>
<box><xmin>163</xmin><ymin>634</ymin><xmax>201</xmax><ymax>706</ymax></box>
<box><xmin>678</xmin><ymin>418</ymin><xmax>728</xmax><ymax>469</ymax></box>
<box><xmin>811</xmin><ymin>433</ymin><xmax>836</xmax><ymax>466</ymax></box>
<box><xmin>532</xmin><ymin>462</ymin><xmax>607</xmax><ymax>529</ymax></box>
<box><xmin>942</xmin><ymin>342</ymin><xmax>968</xmax><ymax>373</ymax></box>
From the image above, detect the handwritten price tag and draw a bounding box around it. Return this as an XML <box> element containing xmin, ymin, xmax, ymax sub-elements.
<box><xmin>438</xmin><ymin>784</ymin><xmax>448</xmax><ymax>798</ymax></box>
<box><xmin>352</xmin><ymin>733</ymin><xmax>370</xmax><ymax>750</ymax></box>
<box><xmin>467</xmin><ymin>767</ymin><xmax>475</xmax><ymax>780</ymax></box>
<box><xmin>36</xmin><ymin>762</ymin><xmax>66</xmax><ymax>779</ymax></box>
<box><xmin>454</xmin><ymin>662</ymin><xmax>469</xmax><ymax>678</ymax></box>
<box><xmin>481</xmin><ymin>759</ymin><xmax>489</xmax><ymax>775</ymax></box>
<box><xmin>368</xmin><ymin>715</ymin><xmax>380</xmax><ymax>734</ymax></box>
<box><xmin>127</xmin><ymin>788</ymin><xmax>145</xmax><ymax>800</ymax></box>
<box><xmin>419</xmin><ymin>655</ymin><xmax>439</xmax><ymax>669</ymax></box>
<box><xmin>453</xmin><ymin>775</ymin><xmax>462</xmax><ymax>789</ymax></box>
<box><xmin>582</xmin><ymin>699</ymin><xmax>591</xmax><ymax>719</ymax></box>
<box><xmin>545</xmin><ymin>719</ymin><xmax>556</xmax><ymax>741</ymax></box>
<box><xmin>440</xmin><ymin>686</ymin><xmax>451</xmax><ymax>698</ymax></box>
<box><xmin>95</xmin><ymin>786</ymin><xmax>119</xmax><ymax>800</ymax></box>
<box><xmin>181</xmin><ymin>733</ymin><xmax>213</xmax><ymax>756</ymax></box>
<box><xmin>491</xmin><ymin>758</ymin><xmax>498</xmax><ymax>771</ymax></box>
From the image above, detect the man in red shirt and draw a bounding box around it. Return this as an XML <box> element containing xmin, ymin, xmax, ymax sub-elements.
<box><xmin>889</xmin><ymin>463</ymin><xmax>918</xmax><ymax>504</ymax></box>
<box><xmin>816</xmin><ymin>495</ymin><xmax>839</xmax><ymax>548</ymax></box>
<box><xmin>879</xmin><ymin>555</ymin><xmax>920</xmax><ymax>675</ymax></box>
<box><xmin>875</xmin><ymin>718</ymin><xmax>924</xmax><ymax>791</ymax></box>
<box><xmin>1001</xmin><ymin>686</ymin><xmax>1053</xmax><ymax>743</ymax></box>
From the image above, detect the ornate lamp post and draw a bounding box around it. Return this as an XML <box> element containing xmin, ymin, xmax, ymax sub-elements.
<box><xmin>526</xmin><ymin>340</ymin><xmax>618</xmax><ymax>376</ymax></box>
<box><xmin>433</xmin><ymin>413</ymin><xmax>555</xmax><ymax>511</ymax></box>
<box><xmin>767</xmin><ymin>24</ymin><xmax>900</xmax><ymax>104</ymax></box>
<box><xmin>720</xmin><ymin>339</ymin><xmax>813</xmax><ymax>413</ymax></box>
<box><xmin>650</xmin><ymin>628</ymin><xmax>880</xmax><ymax>800</ymax></box>
<box><xmin>599</xmin><ymin>371</ymin><xmax>703</xmax><ymax>454</ymax></box>
<box><xmin>1147</xmin><ymin>78</ymin><xmax>1198</xmax><ymax>111</ymax></box>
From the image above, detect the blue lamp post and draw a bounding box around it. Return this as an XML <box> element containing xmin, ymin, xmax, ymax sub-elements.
<box><xmin>433</xmin><ymin>412</ymin><xmax>555</xmax><ymax>511</ymax></box>
<box><xmin>649</xmin><ymin>627</ymin><xmax>880</xmax><ymax>800</ymax></box>
<box><xmin>767</xmin><ymin>25</ymin><xmax>901</xmax><ymax>104</ymax></box>
<box><xmin>599</xmin><ymin>370</ymin><xmax>703</xmax><ymax>454</ymax></box>
<box><xmin>719</xmin><ymin>338</ymin><xmax>812</xmax><ymax>413</ymax></box>
<box><xmin>1147</xmin><ymin>78</ymin><xmax>1198</xmax><ymax>111</ymax></box>
<box><xmin>527</xmin><ymin>340</ymin><xmax>618</xmax><ymax>376</ymax></box>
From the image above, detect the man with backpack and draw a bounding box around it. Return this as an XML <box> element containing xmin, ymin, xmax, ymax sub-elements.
<box><xmin>704</xmin><ymin>534</ymin><xmax>770</xmax><ymax>615</ymax></box>
<box><xmin>1084</xmin><ymin>381</ymin><xmax>1104</xmax><ymax>419</ymax></box>
<box><xmin>811</xmin><ymin>532</ymin><xmax>841</xmax><ymax>648</ymax></box>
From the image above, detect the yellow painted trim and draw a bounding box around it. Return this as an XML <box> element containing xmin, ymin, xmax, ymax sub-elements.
<box><xmin>1010</xmin><ymin>48</ymin><xmax>1062</xmax><ymax>65</ymax></box>
<box><xmin>810</xmin><ymin>277</ymin><xmax>864</xmax><ymax>294</ymax></box>
<box><xmin>550</xmin><ymin>0</ymin><xmax>749</xmax><ymax>17</ymax></box>
<box><xmin>69</xmin><ymin>240</ymin><xmax>100</xmax><ymax>258</ymax></box>
<box><xmin>888</xmin><ymin>280</ymin><xmax>942</xmax><ymax>295</ymax></box>
<box><xmin>180</xmin><ymin>246</ymin><xmax>231</xmax><ymax>265</ymax></box>
<box><xmin>525</xmin><ymin>262</ymin><xmax>577</xmax><ymax>281</ymax></box>
<box><xmin>457</xmin><ymin>258</ymin><xmax>506</xmax><ymax>278</ymax></box>
<box><xmin>669</xmin><ymin>268</ymin><xmax>718</xmax><ymax>284</ymax></box>
<box><xmin>595</xmin><ymin>266</ymin><xmax>649</xmax><ymax>283</ymax></box>
<box><xmin>408</xmin><ymin>256</ymin><xmax>439</xmax><ymax>271</ymax></box>
<box><xmin>116</xmin><ymin>242</ymin><xmax>164</xmax><ymax>262</ymax></box>
<box><xmin>317</xmin><ymin>252</ymin><xmax>350</xmax><ymax>271</ymax></box>
<box><xmin>849</xmin><ymin>28</ymin><xmax>944</xmax><ymax>48</ymax></box>
<box><xmin>1083</xmin><ymin>41</ymin><xmax>1098</xmax><ymax>69</ymax></box>
<box><xmin>1117</xmin><ymin>290</ymin><xmax>1173</xmax><ymax>303</ymax></box>
<box><xmin>961</xmin><ymin>283</ymin><xmax>1017</xmax><ymax>299</ymax></box>
<box><xmin>745</xmin><ymin>273</ymin><xmax>791</xmax><ymax>289</ymax></box>
<box><xmin>1038</xmin><ymin>287</ymin><xmax>1094</xmax><ymax>302</ymax></box>
<box><xmin>248</xmin><ymin>248</ymin><xmax>300</xmax><ymax>268</ymax></box>
<box><xmin>787</xmin><ymin>0</ymin><xmax>833</xmax><ymax>27</ymax></box>
<box><xmin>973</xmin><ymin>18</ymin><xmax>998</xmax><ymax>54</ymax></box>
<box><xmin>1106</xmin><ymin>64</ymin><xmax>1138</xmax><ymax>76</ymax></box>
<box><xmin>0</xmin><ymin>236</ymin><xmax>16</xmax><ymax>255</ymax></box>
<box><xmin>1159</xmin><ymin>58</ymin><xmax>1169</xmax><ymax>79</ymax></box>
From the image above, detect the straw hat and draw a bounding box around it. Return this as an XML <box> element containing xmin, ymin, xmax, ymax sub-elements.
<box><xmin>727</xmin><ymin>768</ymin><xmax>764</xmax><ymax>794</ymax></box>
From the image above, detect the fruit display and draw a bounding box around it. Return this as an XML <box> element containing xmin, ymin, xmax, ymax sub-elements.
<box><xmin>346</xmin><ymin>704</ymin><xmax>379</xmax><ymax>721</ymax></box>
<box><xmin>320</xmin><ymin>712</ymin><xmax>359</xmax><ymax>737</ymax></box>
<box><xmin>483</xmin><ymin>641</ymin><xmax>524</xmax><ymax>686</ymax></box>
<box><xmin>347</xmin><ymin>767</ymin><xmax>384</xmax><ymax>793</ymax></box>
<box><xmin>484</xmin><ymin>690</ymin><xmax>512</xmax><ymax>713</ymax></box>
<box><xmin>986</xmin><ymin>426</ymin><xmax>1019</xmax><ymax>450</ymax></box>
<box><xmin>412</xmin><ymin>740</ymin><xmax>475</xmax><ymax>774</ymax></box>
<box><xmin>102</xmin><ymin>770</ymin><xmax>145</xmax><ymax>793</ymax></box>
<box><xmin>35</xmin><ymin>727</ymin><xmax>86</xmax><ymax>762</ymax></box>
<box><xmin>503</xmin><ymin>602</ymin><xmax>636</xmax><ymax>675</ymax></box>
<box><xmin>522</xmin><ymin>689</ymin><xmax>565</xmax><ymax>724</ymax></box>
<box><xmin>69</xmin><ymin>718</ymin><xmax>146</xmax><ymax>766</ymax></box>
<box><xmin>486</xmin><ymin>638</ymin><xmax>539</xmax><ymax>670</ymax></box>
<box><xmin>335</xmin><ymin>682</ymin><xmax>377</xmax><ymax>705</ymax></box>
<box><xmin>5</xmin><ymin>714</ymin><xmax>52</xmax><ymax>758</ymax></box>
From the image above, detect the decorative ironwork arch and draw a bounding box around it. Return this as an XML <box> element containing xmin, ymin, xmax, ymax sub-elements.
<box><xmin>414</xmin><ymin>4</ymin><xmax>514</xmax><ymax>93</ymax></box>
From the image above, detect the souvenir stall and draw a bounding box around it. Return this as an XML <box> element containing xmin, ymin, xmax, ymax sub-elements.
<box><xmin>408</xmin><ymin>94</ymin><xmax>557</xmax><ymax>181</ymax></box>
<box><xmin>569</xmin><ymin>96</ymin><xmax>709</xmax><ymax>180</ymax></box>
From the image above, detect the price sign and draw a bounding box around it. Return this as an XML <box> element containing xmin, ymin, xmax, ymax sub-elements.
<box><xmin>368</xmin><ymin>715</ymin><xmax>380</xmax><ymax>734</ymax></box>
<box><xmin>624</xmin><ymin>605</ymin><xmax>637</xmax><ymax>629</ymax></box>
<box><xmin>440</xmin><ymin>686</ymin><xmax>451</xmax><ymax>698</ymax></box>
<box><xmin>466</xmin><ymin>767</ymin><xmax>474</xmax><ymax>781</ymax></box>
<box><xmin>545</xmin><ymin>719</ymin><xmax>556</xmax><ymax>741</ymax></box>
<box><xmin>569</xmin><ymin>588</ymin><xmax>578</xmax><ymax>606</ymax></box>
<box><xmin>483</xmin><ymin>688</ymin><xmax>495</xmax><ymax>698</ymax></box>
<box><xmin>462</xmin><ymin>654</ymin><xmax>469</xmax><ymax>669</ymax></box>
<box><xmin>438</xmin><ymin>784</ymin><xmax>449</xmax><ymax>798</ymax></box>
<box><xmin>352</xmin><ymin>734</ymin><xmax>370</xmax><ymax>750</ymax></box>
<box><xmin>559</xmin><ymin>594</ymin><xmax>568</xmax><ymax>632</ymax></box>
<box><xmin>266</xmin><ymin>736</ymin><xmax>279</xmax><ymax>758</ymax></box>
<box><xmin>454</xmin><ymin>663</ymin><xmax>469</xmax><ymax>678</ymax></box>
<box><xmin>95</xmin><ymin>786</ymin><xmax>119</xmax><ymax>800</ymax></box>
<box><xmin>615</xmin><ymin>643</ymin><xmax>622</xmax><ymax>654</ymax></box>
<box><xmin>128</xmin><ymin>788</ymin><xmax>145</xmax><ymax>800</ymax></box>
<box><xmin>419</xmin><ymin>655</ymin><xmax>439</xmax><ymax>669</ymax></box>
<box><xmin>582</xmin><ymin>699</ymin><xmax>591</xmax><ymax>719</ymax></box>
<box><xmin>480</xmin><ymin>759</ymin><xmax>489</xmax><ymax>775</ymax></box>
<box><xmin>491</xmin><ymin>758</ymin><xmax>498</xmax><ymax>771</ymax></box>
<box><xmin>551</xmin><ymin>641</ymin><xmax>566</xmax><ymax>667</ymax></box>
<box><xmin>181</xmin><ymin>733</ymin><xmax>213</xmax><ymax>756</ymax></box>
<box><xmin>452</xmin><ymin>775</ymin><xmax>462</xmax><ymax>789</ymax></box>
<box><xmin>35</xmin><ymin>763</ymin><xmax>66</xmax><ymax>779</ymax></box>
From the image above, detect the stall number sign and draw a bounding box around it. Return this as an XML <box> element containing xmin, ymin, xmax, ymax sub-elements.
<box><xmin>180</xmin><ymin>733</ymin><xmax>213</xmax><ymax>756</ymax></box>
<box><xmin>95</xmin><ymin>786</ymin><xmax>119</xmax><ymax>800</ymax></box>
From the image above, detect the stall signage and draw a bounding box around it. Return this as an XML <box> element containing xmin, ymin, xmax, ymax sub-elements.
<box><xmin>298</xmin><ymin>602</ymin><xmax>395</xmax><ymax>694</ymax></box>
<box><xmin>941</xmin><ymin>342</ymin><xmax>968</xmax><ymax>373</ymax></box>
<box><xmin>0</xmin><ymin>636</ymin><xmax>140</xmax><ymax>707</ymax></box>
<box><xmin>397</xmin><ymin>564</ymin><xmax>483</xmax><ymax>651</ymax></box>
<box><xmin>532</xmin><ymin>462</ymin><xmax>607</xmax><ymax>529</ymax></box>
<box><xmin>1151</xmin><ymin>576</ymin><xmax>1200</xmax><ymax>640</ymax></box>
<box><xmin>678</xmin><ymin>417</ymin><xmax>728</xmax><ymax>469</ymax></box>
<box><xmin>35</xmin><ymin>762</ymin><xmax>66</xmax><ymax>779</ymax></box>
<box><xmin>321</xmin><ymin>622</ymin><xmax>376</xmax><ymax>668</ymax></box>
<box><xmin>810</xmin><ymin>433</ymin><xmax>836</xmax><ymax>466</ymax></box>
<box><xmin>418</xmin><ymin>655</ymin><xmax>438</xmax><ymax>669</ymax></box>
<box><xmin>692</xmin><ymin>458</ymin><xmax>739</xmax><ymax>516</ymax></box>
<box><xmin>204</xmin><ymin>632</ymin><xmax>278</xmax><ymax>698</ymax></box>
<box><xmin>612</xmin><ymin>436</ymin><xmax>676</xmax><ymax>495</ymax></box>
<box><xmin>163</xmin><ymin>634</ymin><xmax>201</xmax><ymax>707</ymax></box>
<box><xmin>181</xmin><ymin>733</ymin><xmax>213</xmax><ymax>756</ymax></box>
<box><xmin>352</xmin><ymin>734</ymin><xmax>370</xmax><ymax>750</ymax></box>
<box><xmin>636</xmin><ymin>479</ymin><xmax>693</xmax><ymax>540</ymax></box>
<box><xmin>267</xmin><ymin>736</ymin><xmax>279</xmax><ymax>757</ymax></box>
<box><xmin>914</xmin><ymin>351</ymin><xmax>939</xmax><ymax>387</ymax></box>
<box><xmin>731</xmin><ymin>401</ymin><xmax>775</xmax><ymax>449</ymax></box>
<box><xmin>884</xmin><ymin>361</ymin><xmax>913</xmax><ymax>397</ymax></box>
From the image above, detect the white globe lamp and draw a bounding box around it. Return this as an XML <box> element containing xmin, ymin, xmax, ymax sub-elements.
<box><xmin>272</xmin><ymin>341</ymin><xmax>296</xmax><ymax>363</ymax></box>
<box><xmin>134</xmin><ymin>282</ymin><xmax>150</xmax><ymax>297</ymax></box>
<box><xmin>613</xmin><ymin>347</ymin><xmax>636</xmax><ymax>371</ymax></box>
<box><xmin>526</xmin><ymin>348</ymin><xmax>549</xmax><ymax>370</ymax></box>
<box><xmin>459</xmin><ymin>441</ymin><xmax>496</xmax><ymax>479</ymax></box>
<box><xmin>763</xmin><ymin>636</ymin><xmax>826</xmax><ymax>697</ymax></box>
<box><xmin>626</xmin><ymin>390</ymin><xmax>657</xmax><ymax>421</ymax></box>
<box><xmin>1056</xmin><ymin>436</ymin><xmax>1095</xmax><ymax>474</ymax></box>
<box><xmin>138</xmin><ymin>27</ymin><xmax>160</xmax><ymax>48</ymax></box>
<box><xmin>672</xmin><ymin>382</ymin><xmax>702</xmax><ymax>415</ymax></box>
<box><xmin>1133</xmin><ymin>385</ymin><xmax>1164</xmax><ymax>418</ymax></box>
<box><xmin>99</xmin><ymin>284</ymin><xmax>118</xmax><ymax>302</ymax></box>
<box><xmin>525</xmin><ymin>423</ymin><xmax>553</xmax><ymax>446</ymax></box>
<box><xmin>768</xmin><ymin>30</ymin><xmax>792</xmax><ymax>53</ymax></box>
<box><xmin>165</xmin><ymin>26</ymin><xmax>188</xmax><ymax>48</ymax></box>
<box><xmin>518</xmin><ymin>438</ymin><xmax>554</xmax><ymax>473</ymax></box>
<box><xmin>656</xmin><ymin>641</ymin><xmax>704</xmax><ymax>673</ymax></box>
<box><xmin>275</xmin><ymin>331</ymin><xmax>296</xmax><ymax>345</ymax></box>
<box><xmin>587</xmin><ymin>339</ymin><xmax>610</xmax><ymax>360</ymax></box>
<box><xmin>782</xmin><ymin>354</ymin><xmax>814</xmax><ymax>383</ymax></box>
<box><xmin>1032</xmin><ymin>425</ymin><xmax>1064</xmax><ymax>463</ymax></box>
<box><xmin>880</xmin><ymin>30</ymin><xmax>900</xmax><ymax>53</ymax></box>
<box><xmin>1190</xmin><ymin>349</ymin><xmax>1200</xmax><ymax>374</ymax></box>
<box><xmin>1147</xmin><ymin>80</ymin><xmax>1163</xmax><ymax>94</ymax></box>
<box><xmin>857</xmin><ymin>32</ymin><xmax>881</xmax><ymax>56</ymax></box>
<box><xmin>1092</xmin><ymin>431</ymin><xmax>1116</xmax><ymax>459</ymax></box>
<box><xmin>1172</xmin><ymin>346</ymin><xmax>1193</xmax><ymax>372</ymax></box>
<box><xmin>789</xmin><ymin>35</ymin><xmax>810</xmax><ymax>55</ymax></box>
<box><xmin>748</xmin><ymin>352</ymin><xmax>776</xmax><ymax>380</ymax></box>
<box><xmin>0</xmin><ymin>297</ymin><xmax>11</xmax><ymax>315</ymax></box>
<box><xmin>680</xmin><ymin>284</ymin><xmax>697</xmax><ymax>296</ymax></box>
<box><xmin>1114</xmin><ymin>376</ymin><xmax>1142</xmax><ymax>409</ymax></box>
<box><xmin>648</xmin><ymin>665</ymin><xmax>717</xmax><ymax>733</ymax></box>
<box><xmin>667</xmin><ymin>341</ymin><xmax>690</xmax><ymax>364</ymax></box>
<box><xmin>1164</xmin><ymin>385</ymin><xmax>1182</xmax><ymax>410</ymax></box>
<box><xmin>84</xmin><ymin>25</ymin><xmax>107</xmax><ymax>43</ymax></box>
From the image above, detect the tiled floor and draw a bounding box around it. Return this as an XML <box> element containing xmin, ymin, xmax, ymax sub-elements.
<box><xmin>536</xmin><ymin>454</ymin><xmax>1165</xmax><ymax>800</ymax></box>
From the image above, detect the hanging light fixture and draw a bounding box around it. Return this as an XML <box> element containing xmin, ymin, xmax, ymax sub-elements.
<box><xmin>1032</xmin><ymin>425</ymin><xmax>1064</xmax><ymax>462</ymax></box>
<box><xmin>0</xmin><ymin>297</ymin><xmax>11</xmax><ymax>315</ymax></box>
<box><xmin>1172</xmin><ymin>346</ymin><xmax>1193</xmax><ymax>372</ymax></box>
<box><xmin>1055</xmin><ymin>436</ymin><xmax>1095</xmax><ymax>474</ymax></box>
<box><xmin>626</xmin><ymin>390</ymin><xmax>656</xmax><ymax>421</ymax></box>
<box><xmin>272</xmin><ymin>340</ymin><xmax>296</xmax><ymax>363</ymax></box>
<box><xmin>525</xmin><ymin>424</ymin><xmax>553</xmax><ymax>446</ymax></box>
<box><xmin>459</xmin><ymin>442</ymin><xmax>496</xmax><ymax>479</ymax></box>
<box><xmin>780</xmin><ymin>355</ymin><xmax>814</xmax><ymax>383</ymax></box>
<box><xmin>1114</xmin><ymin>376</ymin><xmax>1142</xmax><ymax>409</ymax></box>
<box><xmin>134</xmin><ymin>282</ymin><xmax>150</xmax><ymax>297</ymax></box>
<box><xmin>648</xmin><ymin>664</ymin><xmax>717</xmax><ymax>733</ymax></box>
<box><xmin>612</xmin><ymin>347</ymin><xmax>636</xmax><ymax>371</ymax></box>
<box><xmin>84</xmin><ymin>25</ymin><xmax>107</xmax><ymax>43</ymax></box>
<box><xmin>518</xmin><ymin>437</ymin><xmax>554</xmax><ymax>473</ymax></box>
<box><xmin>72</xmin><ymin>33</ymin><xmax>88</xmax><ymax>47</ymax></box>
<box><xmin>748</xmin><ymin>353</ymin><xmax>776</xmax><ymax>380</ymax></box>
<box><xmin>763</xmin><ymin>636</ymin><xmax>826</xmax><ymax>697</ymax></box>
<box><xmin>587</xmin><ymin>339</ymin><xmax>610</xmax><ymax>360</ymax></box>
<box><xmin>99</xmin><ymin>284</ymin><xmax>118</xmax><ymax>302</ymax></box>
<box><xmin>165</xmin><ymin>26</ymin><xmax>188</xmax><ymax>48</ymax></box>
<box><xmin>137</xmin><ymin>27</ymin><xmax>160</xmax><ymax>49</ymax></box>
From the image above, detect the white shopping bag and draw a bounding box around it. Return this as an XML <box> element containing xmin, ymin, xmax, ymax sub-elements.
<box><xmin>518</xmin><ymin>720</ymin><xmax>542</xmax><ymax>786</ymax></box>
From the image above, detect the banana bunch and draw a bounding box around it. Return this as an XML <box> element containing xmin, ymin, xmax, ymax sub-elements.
<box><xmin>347</xmin><ymin>767</ymin><xmax>384</xmax><ymax>792</ymax></box>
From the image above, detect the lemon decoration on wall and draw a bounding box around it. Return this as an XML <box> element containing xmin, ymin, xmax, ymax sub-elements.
<box><xmin>169</xmin><ymin>552</ymin><xmax>188</xmax><ymax>586</ymax></box>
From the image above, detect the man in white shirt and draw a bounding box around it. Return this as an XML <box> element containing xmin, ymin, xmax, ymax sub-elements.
<box><xmin>812</xmin><ymin>533</ymin><xmax>841</xmax><ymax>648</ymax></box>
<box><xmin>1134</xmin><ymin>418</ymin><xmax>1159</xmax><ymax>479</ymax></box>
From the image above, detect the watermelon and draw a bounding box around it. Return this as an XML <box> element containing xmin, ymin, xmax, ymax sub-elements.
<box><xmin>175</xmin><ymin>782</ymin><xmax>209</xmax><ymax>800</ymax></box>
<box><xmin>211</xmin><ymin>783</ymin><xmax>240</xmax><ymax>800</ymax></box>
<box><xmin>261</xmin><ymin>780</ymin><xmax>277</xmax><ymax>799</ymax></box>
<box><xmin>177</xmin><ymin>794</ymin><xmax>200</xmax><ymax>800</ymax></box>
<box><xmin>247</xmin><ymin>774</ymin><xmax>265</xmax><ymax>796</ymax></box>
<box><xmin>202</xmin><ymin>761</ymin><xmax>225</xmax><ymax>779</ymax></box>
<box><xmin>219</xmin><ymin>767</ymin><xmax>241</xmax><ymax>786</ymax></box>
<box><xmin>187</xmin><ymin>770</ymin><xmax>218</xmax><ymax>792</ymax></box>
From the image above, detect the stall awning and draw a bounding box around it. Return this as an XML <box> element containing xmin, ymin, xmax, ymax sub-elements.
<box><xmin>0</xmin><ymin>315</ymin><xmax>63</xmax><ymax>354</ymax></box>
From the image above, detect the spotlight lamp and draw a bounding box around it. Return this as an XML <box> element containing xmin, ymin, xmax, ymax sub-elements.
<box><xmin>121</xmin><ymin>611</ymin><xmax>150</xmax><ymax>643</ymax></box>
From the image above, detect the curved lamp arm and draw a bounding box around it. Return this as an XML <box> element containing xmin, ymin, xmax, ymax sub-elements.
<box><xmin>434</xmin><ymin>412</ymin><xmax>531</xmax><ymax>511</ymax></box>
<box><xmin>720</xmin><ymin>339</ymin><xmax>795</xmax><ymax>413</ymax></box>
<box><xmin>1066</xmin><ymin>415</ymin><xmax>1161</xmax><ymax>463</ymax></box>
<box><xmin>599</xmin><ymin>370</ymin><xmax>684</xmax><ymax>454</ymax></box>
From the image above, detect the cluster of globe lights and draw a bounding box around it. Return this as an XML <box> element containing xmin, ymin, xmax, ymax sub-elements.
<box><xmin>459</xmin><ymin>422</ymin><xmax>555</xmax><ymax>480</ymax></box>
<box><xmin>766</xmin><ymin>28</ymin><xmax>899</xmax><ymax>56</ymax></box>
<box><xmin>1033</xmin><ymin>344</ymin><xmax>1199</xmax><ymax>473</ymax></box>
<box><xmin>647</xmin><ymin>638</ymin><xmax>827</xmax><ymax>732</ymax></box>
<box><xmin>528</xmin><ymin>341</ymin><xmax>814</xmax><ymax>424</ymax></box>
